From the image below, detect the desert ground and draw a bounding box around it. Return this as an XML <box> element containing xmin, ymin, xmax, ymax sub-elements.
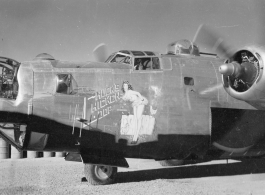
<box><xmin>1</xmin><ymin>157</ymin><xmax>265</xmax><ymax>195</ymax></box>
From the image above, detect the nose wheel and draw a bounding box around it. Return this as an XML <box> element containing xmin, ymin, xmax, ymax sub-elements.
<box><xmin>84</xmin><ymin>164</ymin><xmax>117</xmax><ymax>185</ymax></box>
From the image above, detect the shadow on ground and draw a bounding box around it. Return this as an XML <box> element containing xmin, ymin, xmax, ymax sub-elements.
<box><xmin>115</xmin><ymin>159</ymin><xmax>265</xmax><ymax>183</ymax></box>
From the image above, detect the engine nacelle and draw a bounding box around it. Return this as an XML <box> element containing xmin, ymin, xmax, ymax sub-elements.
<box><xmin>221</xmin><ymin>46</ymin><xmax>265</xmax><ymax>102</ymax></box>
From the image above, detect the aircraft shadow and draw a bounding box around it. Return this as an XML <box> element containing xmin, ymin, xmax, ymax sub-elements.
<box><xmin>115</xmin><ymin>159</ymin><xmax>265</xmax><ymax>184</ymax></box>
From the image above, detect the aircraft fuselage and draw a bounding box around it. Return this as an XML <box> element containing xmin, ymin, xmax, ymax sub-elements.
<box><xmin>0</xmin><ymin>52</ymin><xmax>264</xmax><ymax>164</ymax></box>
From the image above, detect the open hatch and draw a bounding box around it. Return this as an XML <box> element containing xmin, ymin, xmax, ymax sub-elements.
<box><xmin>0</xmin><ymin>56</ymin><xmax>20</xmax><ymax>100</ymax></box>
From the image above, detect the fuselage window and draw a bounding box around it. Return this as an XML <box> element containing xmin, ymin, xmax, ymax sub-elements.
<box><xmin>184</xmin><ymin>77</ymin><xmax>194</xmax><ymax>86</ymax></box>
<box><xmin>56</xmin><ymin>74</ymin><xmax>77</xmax><ymax>95</ymax></box>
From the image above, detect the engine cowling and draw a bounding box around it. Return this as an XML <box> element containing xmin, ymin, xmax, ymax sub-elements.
<box><xmin>220</xmin><ymin>46</ymin><xmax>265</xmax><ymax>102</ymax></box>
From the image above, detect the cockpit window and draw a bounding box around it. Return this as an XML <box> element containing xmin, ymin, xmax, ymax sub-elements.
<box><xmin>120</xmin><ymin>56</ymin><xmax>131</xmax><ymax>64</ymax></box>
<box><xmin>111</xmin><ymin>54</ymin><xmax>131</xmax><ymax>64</ymax></box>
<box><xmin>119</xmin><ymin>50</ymin><xmax>130</xmax><ymax>55</ymax></box>
<box><xmin>105</xmin><ymin>53</ymin><xmax>115</xmax><ymax>63</ymax></box>
<box><xmin>152</xmin><ymin>57</ymin><xmax>160</xmax><ymax>69</ymax></box>
<box><xmin>131</xmin><ymin>51</ymin><xmax>145</xmax><ymax>56</ymax></box>
<box><xmin>144</xmin><ymin>51</ymin><xmax>156</xmax><ymax>56</ymax></box>
<box><xmin>134</xmin><ymin>57</ymin><xmax>160</xmax><ymax>70</ymax></box>
<box><xmin>134</xmin><ymin>58</ymin><xmax>151</xmax><ymax>70</ymax></box>
<box><xmin>56</xmin><ymin>74</ymin><xmax>77</xmax><ymax>95</ymax></box>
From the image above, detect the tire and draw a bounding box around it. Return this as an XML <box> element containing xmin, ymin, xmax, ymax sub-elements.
<box><xmin>159</xmin><ymin>159</ymin><xmax>184</xmax><ymax>167</ymax></box>
<box><xmin>84</xmin><ymin>164</ymin><xmax>117</xmax><ymax>185</ymax></box>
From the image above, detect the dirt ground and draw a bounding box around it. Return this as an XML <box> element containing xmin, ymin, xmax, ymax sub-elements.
<box><xmin>1</xmin><ymin>157</ymin><xmax>265</xmax><ymax>195</ymax></box>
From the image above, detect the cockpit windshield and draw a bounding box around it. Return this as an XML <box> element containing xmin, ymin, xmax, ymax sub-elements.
<box><xmin>105</xmin><ymin>53</ymin><xmax>115</xmax><ymax>63</ymax></box>
<box><xmin>110</xmin><ymin>54</ymin><xmax>131</xmax><ymax>64</ymax></box>
<box><xmin>0</xmin><ymin>57</ymin><xmax>20</xmax><ymax>99</ymax></box>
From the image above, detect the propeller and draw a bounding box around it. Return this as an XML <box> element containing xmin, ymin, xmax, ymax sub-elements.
<box><xmin>93</xmin><ymin>43</ymin><xmax>108</xmax><ymax>62</ymax></box>
<box><xmin>219</xmin><ymin>61</ymin><xmax>258</xmax><ymax>85</ymax></box>
<box><xmin>193</xmin><ymin>1</ymin><xmax>265</xmax><ymax>55</ymax></box>
<box><xmin>255</xmin><ymin>0</ymin><xmax>265</xmax><ymax>46</ymax></box>
<box><xmin>193</xmin><ymin>22</ymin><xmax>260</xmax><ymax>89</ymax></box>
<box><xmin>193</xmin><ymin>24</ymin><xmax>235</xmax><ymax>59</ymax></box>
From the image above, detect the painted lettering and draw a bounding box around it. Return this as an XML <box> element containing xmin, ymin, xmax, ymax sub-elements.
<box><xmin>89</xmin><ymin>84</ymin><xmax>120</xmax><ymax>123</ymax></box>
<box><xmin>100</xmin><ymin>98</ymin><xmax>107</xmax><ymax>108</ymax></box>
<box><xmin>115</xmin><ymin>84</ymin><xmax>119</xmax><ymax>92</ymax></box>
<box><xmin>91</xmin><ymin>102</ymin><xmax>97</xmax><ymax>113</ymax></box>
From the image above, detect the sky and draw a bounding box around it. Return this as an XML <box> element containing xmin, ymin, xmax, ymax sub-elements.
<box><xmin>0</xmin><ymin>0</ymin><xmax>263</xmax><ymax>62</ymax></box>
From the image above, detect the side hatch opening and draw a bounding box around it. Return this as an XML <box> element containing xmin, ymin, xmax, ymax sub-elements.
<box><xmin>0</xmin><ymin>57</ymin><xmax>20</xmax><ymax>100</ymax></box>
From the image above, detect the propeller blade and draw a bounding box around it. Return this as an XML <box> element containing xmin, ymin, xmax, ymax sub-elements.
<box><xmin>193</xmin><ymin>24</ymin><xmax>235</xmax><ymax>59</ymax></box>
<box><xmin>255</xmin><ymin>0</ymin><xmax>265</xmax><ymax>46</ymax></box>
<box><xmin>93</xmin><ymin>43</ymin><xmax>108</xmax><ymax>62</ymax></box>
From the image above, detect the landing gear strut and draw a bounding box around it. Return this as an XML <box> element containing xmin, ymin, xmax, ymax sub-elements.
<box><xmin>84</xmin><ymin>164</ymin><xmax>117</xmax><ymax>185</ymax></box>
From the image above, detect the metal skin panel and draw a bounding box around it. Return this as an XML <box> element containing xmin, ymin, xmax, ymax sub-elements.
<box><xmin>210</xmin><ymin>60</ymin><xmax>229</xmax><ymax>103</ymax></box>
<box><xmin>176</xmin><ymin>57</ymin><xmax>213</xmax><ymax>135</ymax></box>
<box><xmin>1</xmin><ymin>52</ymin><xmax>265</xmax><ymax>165</ymax></box>
<box><xmin>33</xmin><ymin>72</ymin><xmax>55</xmax><ymax>120</ymax></box>
<box><xmin>160</xmin><ymin>58</ymin><xmax>182</xmax><ymax>135</ymax></box>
